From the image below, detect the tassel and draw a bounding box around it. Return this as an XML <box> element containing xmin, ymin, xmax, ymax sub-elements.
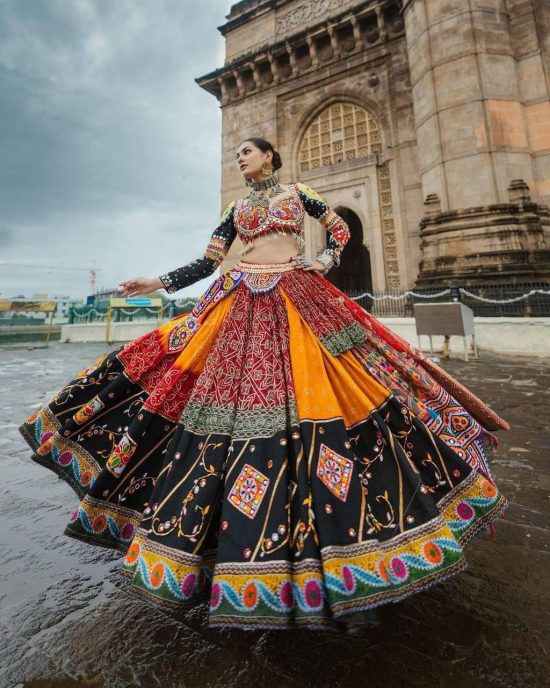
<box><xmin>240</xmin><ymin>227</ymin><xmax>303</xmax><ymax>254</ymax></box>
<box><xmin>488</xmin><ymin>522</ymin><xmax>496</xmax><ymax>538</ymax></box>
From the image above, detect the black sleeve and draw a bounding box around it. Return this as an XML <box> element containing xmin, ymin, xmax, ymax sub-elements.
<box><xmin>159</xmin><ymin>200</ymin><xmax>237</xmax><ymax>293</ymax></box>
<box><xmin>295</xmin><ymin>182</ymin><xmax>350</xmax><ymax>267</ymax></box>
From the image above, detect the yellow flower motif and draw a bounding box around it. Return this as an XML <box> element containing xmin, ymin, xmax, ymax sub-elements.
<box><xmin>297</xmin><ymin>182</ymin><xmax>325</xmax><ymax>203</ymax></box>
<box><xmin>219</xmin><ymin>199</ymin><xmax>236</xmax><ymax>225</ymax></box>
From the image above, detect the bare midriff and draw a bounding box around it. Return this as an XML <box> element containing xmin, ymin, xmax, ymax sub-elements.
<box><xmin>238</xmin><ymin>233</ymin><xmax>301</xmax><ymax>264</ymax></box>
<box><xmin>236</xmin><ymin>185</ymin><xmax>304</xmax><ymax>265</ymax></box>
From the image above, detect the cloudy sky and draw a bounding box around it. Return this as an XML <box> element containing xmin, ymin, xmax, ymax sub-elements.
<box><xmin>0</xmin><ymin>0</ymin><xmax>235</xmax><ymax>300</ymax></box>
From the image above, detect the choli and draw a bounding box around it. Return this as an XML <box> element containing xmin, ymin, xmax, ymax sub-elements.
<box><xmin>158</xmin><ymin>181</ymin><xmax>351</xmax><ymax>294</ymax></box>
<box><xmin>233</xmin><ymin>184</ymin><xmax>306</xmax><ymax>254</ymax></box>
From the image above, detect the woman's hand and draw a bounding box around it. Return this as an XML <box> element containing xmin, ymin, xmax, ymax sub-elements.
<box><xmin>301</xmin><ymin>259</ymin><xmax>326</xmax><ymax>274</ymax></box>
<box><xmin>118</xmin><ymin>277</ymin><xmax>163</xmax><ymax>297</ymax></box>
<box><xmin>290</xmin><ymin>256</ymin><xmax>326</xmax><ymax>274</ymax></box>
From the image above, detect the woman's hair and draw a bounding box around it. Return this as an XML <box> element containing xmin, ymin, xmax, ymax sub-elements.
<box><xmin>240</xmin><ymin>137</ymin><xmax>283</xmax><ymax>171</ymax></box>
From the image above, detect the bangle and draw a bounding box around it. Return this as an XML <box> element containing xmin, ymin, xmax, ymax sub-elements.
<box><xmin>315</xmin><ymin>250</ymin><xmax>334</xmax><ymax>273</ymax></box>
<box><xmin>292</xmin><ymin>255</ymin><xmax>313</xmax><ymax>268</ymax></box>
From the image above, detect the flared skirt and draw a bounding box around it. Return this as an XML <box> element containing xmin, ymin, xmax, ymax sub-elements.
<box><xmin>18</xmin><ymin>259</ymin><xmax>511</xmax><ymax>632</ymax></box>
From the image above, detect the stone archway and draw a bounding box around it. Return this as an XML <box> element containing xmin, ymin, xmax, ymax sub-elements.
<box><xmin>326</xmin><ymin>207</ymin><xmax>372</xmax><ymax>294</ymax></box>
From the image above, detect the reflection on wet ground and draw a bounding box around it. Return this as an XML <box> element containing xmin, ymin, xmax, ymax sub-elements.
<box><xmin>0</xmin><ymin>342</ymin><xmax>548</xmax><ymax>687</ymax></box>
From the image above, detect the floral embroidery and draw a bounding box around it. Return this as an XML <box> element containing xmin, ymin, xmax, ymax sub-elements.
<box><xmin>317</xmin><ymin>444</ymin><xmax>354</xmax><ymax>502</ymax></box>
<box><xmin>229</xmin><ymin>464</ymin><xmax>270</xmax><ymax>519</ymax></box>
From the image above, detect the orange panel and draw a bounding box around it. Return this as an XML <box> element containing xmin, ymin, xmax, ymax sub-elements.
<box><xmin>281</xmin><ymin>288</ymin><xmax>390</xmax><ymax>426</ymax></box>
<box><xmin>161</xmin><ymin>291</ymin><xmax>237</xmax><ymax>374</ymax></box>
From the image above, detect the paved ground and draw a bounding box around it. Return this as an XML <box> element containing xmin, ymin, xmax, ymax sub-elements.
<box><xmin>0</xmin><ymin>342</ymin><xmax>548</xmax><ymax>688</ymax></box>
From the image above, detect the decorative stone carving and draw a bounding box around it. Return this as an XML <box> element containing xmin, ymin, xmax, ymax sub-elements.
<box><xmin>276</xmin><ymin>0</ymin><xmax>359</xmax><ymax>36</ymax></box>
<box><xmin>377</xmin><ymin>161</ymin><xmax>400</xmax><ymax>289</ymax></box>
<box><xmin>367</xmin><ymin>72</ymin><xmax>379</xmax><ymax>87</ymax></box>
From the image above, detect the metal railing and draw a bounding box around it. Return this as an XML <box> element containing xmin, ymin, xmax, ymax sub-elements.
<box><xmin>67</xmin><ymin>285</ymin><xmax>550</xmax><ymax>322</ymax></box>
<box><xmin>69</xmin><ymin>299</ymin><xmax>198</xmax><ymax>324</ymax></box>
<box><xmin>345</xmin><ymin>283</ymin><xmax>550</xmax><ymax>317</ymax></box>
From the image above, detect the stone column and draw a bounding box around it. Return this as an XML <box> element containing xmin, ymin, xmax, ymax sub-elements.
<box><xmin>306</xmin><ymin>35</ymin><xmax>319</xmax><ymax>69</ymax></box>
<box><xmin>285</xmin><ymin>40</ymin><xmax>299</xmax><ymax>77</ymax></box>
<box><xmin>375</xmin><ymin>6</ymin><xmax>387</xmax><ymax>42</ymax></box>
<box><xmin>267</xmin><ymin>52</ymin><xmax>280</xmax><ymax>85</ymax></box>
<box><xmin>402</xmin><ymin>0</ymin><xmax>531</xmax><ymax>210</ymax></box>
<box><xmin>327</xmin><ymin>24</ymin><xmax>341</xmax><ymax>60</ymax></box>
<box><xmin>250</xmin><ymin>62</ymin><xmax>261</xmax><ymax>92</ymax></box>
<box><xmin>350</xmin><ymin>15</ymin><xmax>365</xmax><ymax>51</ymax></box>
<box><xmin>216</xmin><ymin>77</ymin><xmax>228</xmax><ymax>106</ymax></box>
<box><xmin>403</xmin><ymin>0</ymin><xmax>550</xmax><ymax>285</ymax></box>
<box><xmin>232</xmin><ymin>69</ymin><xmax>245</xmax><ymax>98</ymax></box>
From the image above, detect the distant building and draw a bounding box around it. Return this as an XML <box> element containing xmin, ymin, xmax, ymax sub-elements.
<box><xmin>55</xmin><ymin>297</ymin><xmax>81</xmax><ymax>320</ymax></box>
<box><xmin>197</xmin><ymin>0</ymin><xmax>550</xmax><ymax>290</ymax></box>
<box><xmin>29</xmin><ymin>294</ymin><xmax>82</xmax><ymax>322</ymax></box>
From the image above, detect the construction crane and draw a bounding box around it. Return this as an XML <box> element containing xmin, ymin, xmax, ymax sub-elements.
<box><xmin>0</xmin><ymin>262</ymin><xmax>100</xmax><ymax>294</ymax></box>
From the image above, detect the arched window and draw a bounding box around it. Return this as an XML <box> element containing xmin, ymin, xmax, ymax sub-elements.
<box><xmin>298</xmin><ymin>103</ymin><xmax>381</xmax><ymax>173</ymax></box>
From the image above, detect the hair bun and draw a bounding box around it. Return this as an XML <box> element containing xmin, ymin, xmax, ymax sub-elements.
<box><xmin>272</xmin><ymin>150</ymin><xmax>283</xmax><ymax>171</ymax></box>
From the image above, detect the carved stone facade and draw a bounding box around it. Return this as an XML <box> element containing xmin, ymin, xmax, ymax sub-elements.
<box><xmin>196</xmin><ymin>0</ymin><xmax>550</xmax><ymax>289</ymax></box>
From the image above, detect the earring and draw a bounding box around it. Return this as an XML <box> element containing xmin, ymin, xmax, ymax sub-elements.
<box><xmin>261</xmin><ymin>161</ymin><xmax>274</xmax><ymax>176</ymax></box>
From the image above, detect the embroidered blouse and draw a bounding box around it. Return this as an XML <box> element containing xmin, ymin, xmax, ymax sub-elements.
<box><xmin>158</xmin><ymin>182</ymin><xmax>350</xmax><ymax>294</ymax></box>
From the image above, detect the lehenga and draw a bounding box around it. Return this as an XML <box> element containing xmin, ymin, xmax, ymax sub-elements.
<box><xmin>18</xmin><ymin>180</ymin><xmax>511</xmax><ymax>633</ymax></box>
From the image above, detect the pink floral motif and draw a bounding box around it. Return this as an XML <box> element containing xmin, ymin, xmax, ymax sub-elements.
<box><xmin>390</xmin><ymin>557</ymin><xmax>408</xmax><ymax>581</ymax></box>
<box><xmin>120</xmin><ymin>523</ymin><xmax>135</xmax><ymax>541</ymax></box>
<box><xmin>457</xmin><ymin>501</ymin><xmax>474</xmax><ymax>520</ymax></box>
<box><xmin>342</xmin><ymin>565</ymin><xmax>355</xmax><ymax>592</ymax></box>
<box><xmin>58</xmin><ymin>451</ymin><xmax>73</xmax><ymax>466</ymax></box>
<box><xmin>210</xmin><ymin>582</ymin><xmax>222</xmax><ymax>609</ymax></box>
<box><xmin>180</xmin><ymin>573</ymin><xmax>196</xmax><ymax>598</ymax></box>
<box><xmin>280</xmin><ymin>580</ymin><xmax>294</xmax><ymax>607</ymax></box>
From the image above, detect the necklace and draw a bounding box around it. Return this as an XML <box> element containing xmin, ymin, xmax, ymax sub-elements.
<box><xmin>251</xmin><ymin>176</ymin><xmax>279</xmax><ymax>191</ymax></box>
<box><xmin>247</xmin><ymin>175</ymin><xmax>285</xmax><ymax>206</ymax></box>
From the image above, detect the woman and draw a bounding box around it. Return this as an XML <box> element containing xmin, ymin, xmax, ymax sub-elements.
<box><xmin>19</xmin><ymin>137</ymin><xmax>510</xmax><ymax>635</ymax></box>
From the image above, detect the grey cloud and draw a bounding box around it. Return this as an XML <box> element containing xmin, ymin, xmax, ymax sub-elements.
<box><xmin>0</xmin><ymin>0</ymin><xmax>234</xmax><ymax>299</ymax></box>
<box><xmin>0</xmin><ymin>228</ymin><xmax>14</xmax><ymax>248</ymax></box>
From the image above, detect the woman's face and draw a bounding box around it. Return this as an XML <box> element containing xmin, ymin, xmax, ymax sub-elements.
<box><xmin>236</xmin><ymin>141</ymin><xmax>273</xmax><ymax>181</ymax></box>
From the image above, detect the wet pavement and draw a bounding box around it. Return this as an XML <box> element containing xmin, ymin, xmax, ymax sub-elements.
<box><xmin>0</xmin><ymin>342</ymin><xmax>548</xmax><ymax>688</ymax></box>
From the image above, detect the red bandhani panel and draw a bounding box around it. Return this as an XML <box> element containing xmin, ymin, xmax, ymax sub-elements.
<box><xmin>279</xmin><ymin>268</ymin><xmax>367</xmax><ymax>345</ymax></box>
<box><xmin>186</xmin><ymin>282</ymin><xmax>295</xmax><ymax>413</ymax></box>
<box><xmin>142</xmin><ymin>367</ymin><xmax>200</xmax><ymax>422</ymax></box>
<box><xmin>119</xmin><ymin>330</ymin><xmax>176</xmax><ymax>389</ymax></box>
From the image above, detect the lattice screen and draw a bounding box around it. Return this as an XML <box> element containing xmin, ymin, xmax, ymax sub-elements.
<box><xmin>377</xmin><ymin>161</ymin><xmax>400</xmax><ymax>289</ymax></box>
<box><xmin>299</xmin><ymin>103</ymin><xmax>381</xmax><ymax>172</ymax></box>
